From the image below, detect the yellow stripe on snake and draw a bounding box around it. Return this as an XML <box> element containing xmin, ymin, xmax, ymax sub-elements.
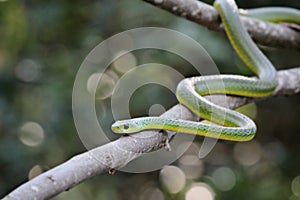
<box><xmin>112</xmin><ymin>0</ymin><xmax>300</xmax><ymax>141</ymax></box>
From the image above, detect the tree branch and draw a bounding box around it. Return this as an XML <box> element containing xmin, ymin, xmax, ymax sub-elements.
<box><xmin>143</xmin><ymin>0</ymin><xmax>300</xmax><ymax>50</ymax></box>
<box><xmin>3</xmin><ymin>67</ymin><xmax>300</xmax><ymax>200</ymax></box>
<box><xmin>3</xmin><ymin>1</ymin><xmax>300</xmax><ymax>199</ymax></box>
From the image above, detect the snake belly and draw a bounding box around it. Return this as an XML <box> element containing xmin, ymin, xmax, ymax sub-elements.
<box><xmin>112</xmin><ymin>0</ymin><xmax>299</xmax><ymax>141</ymax></box>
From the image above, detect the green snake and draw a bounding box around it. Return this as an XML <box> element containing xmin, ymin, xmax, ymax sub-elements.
<box><xmin>111</xmin><ymin>0</ymin><xmax>300</xmax><ymax>141</ymax></box>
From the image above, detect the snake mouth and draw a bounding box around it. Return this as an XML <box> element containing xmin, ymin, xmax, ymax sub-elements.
<box><xmin>111</xmin><ymin>122</ymin><xmax>124</xmax><ymax>133</ymax></box>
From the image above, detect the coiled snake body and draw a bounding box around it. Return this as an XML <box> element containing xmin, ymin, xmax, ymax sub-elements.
<box><xmin>112</xmin><ymin>0</ymin><xmax>300</xmax><ymax>142</ymax></box>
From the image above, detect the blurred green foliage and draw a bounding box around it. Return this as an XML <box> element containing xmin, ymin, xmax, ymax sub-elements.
<box><xmin>0</xmin><ymin>0</ymin><xmax>300</xmax><ymax>199</ymax></box>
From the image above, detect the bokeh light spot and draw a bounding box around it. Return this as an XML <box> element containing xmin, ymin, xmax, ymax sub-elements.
<box><xmin>178</xmin><ymin>154</ymin><xmax>203</xmax><ymax>179</ymax></box>
<box><xmin>185</xmin><ymin>183</ymin><xmax>214</xmax><ymax>200</ymax></box>
<box><xmin>140</xmin><ymin>187</ymin><xmax>164</xmax><ymax>200</ymax></box>
<box><xmin>292</xmin><ymin>175</ymin><xmax>300</xmax><ymax>197</ymax></box>
<box><xmin>28</xmin><ymin>165</ymin><xmax>43</xmax><ymax>180</ymax></box>
<box><xmin>87</xmin><ymin>72</ymin><xmax>116</xmax><ymax>99</ymax></box>
<box><xmin>212</xmin><ymin>167</ymin><xmax>236</xmax><ymax>191</ymax></box>
<box><xmin>113</xmin><ymin>51</ymin><xmax>137</xmax><ymax>74</ymax></box>
<box><xmin>105</xmin><ymin>69</ymin><xmax>119</xmax><ymax>82</ymax></box>
<box><xmin>159</xmin><ymin>165</ymin><xmax>186</xmax><ymax>194</ymax></box>
<box><xmin>15</xmin><ymin>59</ymin><xmax>40</xmax><ymax>82</ymax></box>
<box><xmin>234</xmin><ymin>140</ymin><xmax>262</xmax><ymax>166</ymax></box>
<box><xmin>149</xmin><ymin>104</ymin><xmax>166</xmax><ymax>116</ymax></box>
<box><xmin>263</xmin><ymin>140</ymin><xmax>286</xmax><ymax>164</ymax></box>
<box><xmin>19</xmin><ymin>121</ymin><xmax>45</xmax><ymax>146</ymax></box>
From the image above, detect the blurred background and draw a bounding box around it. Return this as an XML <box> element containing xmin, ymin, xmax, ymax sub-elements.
<box><xmin>0</xmin><ymin>0</ymin><xmax>300</xmax><ymax>199</ymax></box>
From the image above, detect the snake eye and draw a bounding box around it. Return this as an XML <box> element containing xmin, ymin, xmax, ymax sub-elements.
<box><xmin>123</xmin><ymin>123</ymin><xmax>129</xmax><ymax>130</ymax></box>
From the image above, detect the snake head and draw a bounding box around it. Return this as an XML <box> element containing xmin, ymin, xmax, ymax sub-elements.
<box><xmin>111</xmin><ymin>119</ymin><xmax>142</xmax><ymax>134</ymax></box>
